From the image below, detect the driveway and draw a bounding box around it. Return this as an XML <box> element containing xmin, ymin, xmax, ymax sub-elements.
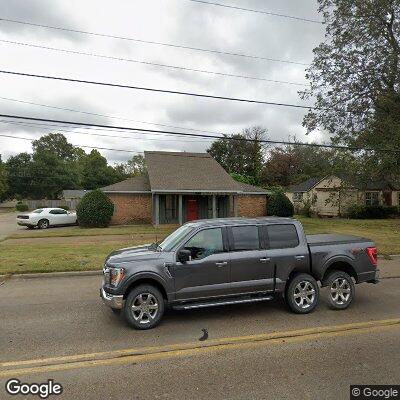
<box><xmin>0</xmin><ymin>211</ymin><xmax>23</xmax><ymax>240</ymax></box>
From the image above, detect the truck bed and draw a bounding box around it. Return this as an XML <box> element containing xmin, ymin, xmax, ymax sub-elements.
<box><xmin>306</xmin><ymin>234</ymin><xmax>371</xmax><ymax>247</ymax></box>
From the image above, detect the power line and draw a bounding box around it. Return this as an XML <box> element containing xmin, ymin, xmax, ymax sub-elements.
<box><xmin>0</xmin><ymin>70</ymin><xmax>316</xmax><ymax>110</ymax></box>
<box><xmin>0</xmin><ymin>96</ymin><xmax>223</xmax><ymax>136</ymax></box>
<box><xmin>0</xmin><ymin>114</ymin><xmax>399</xmax><ymax>153</ymax></box>
<box><xmin>0</xmin><ymin>17</ymin><xmax>309</xmax><ymax>66</ymax></box>
<box><xmin>0</xmin><ymin>119</ymin><xmax>216</xmax><ymax>143</ymax></box>
<box><xmin>187</xmin><ymin>0</ymin><xmax>323</xmax><ymax>24</ymax></box>
<box><xmin>0</xmin><ymin>133</ymin><xmax>142</xmax><ymax>154</ymax></box>
<box><xmin>0</xmin><ymin>39</ymin><xmax>307</xmax><ymax>86</ymax></box>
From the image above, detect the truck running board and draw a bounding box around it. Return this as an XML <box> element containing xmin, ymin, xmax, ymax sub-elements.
<box><xmin>172</xmin><ymin>295</ymin><xmax>274</xmax><ymax>311</ymax></box>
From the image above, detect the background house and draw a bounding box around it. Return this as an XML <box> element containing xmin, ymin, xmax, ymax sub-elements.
<box><xmin>286</xmin><ymin>176</ymin><xmax>400</xmax><ymax>217</ymax></box>
<box><xmin>102</xmin><ymin>151</ymin><xmax>270</xmax><ymax>225</ymax></box>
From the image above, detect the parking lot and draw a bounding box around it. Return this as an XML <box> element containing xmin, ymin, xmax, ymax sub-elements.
<box><xmin>1</xmin><ymin>260</ymin><xmax>399</xmax><ymax>399</ymax></box>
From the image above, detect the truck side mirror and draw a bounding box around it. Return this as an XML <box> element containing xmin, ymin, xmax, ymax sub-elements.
<box><xmin>177</xmin><ymin>249</ymin><xmax>191</xmax><ymax>263</ymax></box>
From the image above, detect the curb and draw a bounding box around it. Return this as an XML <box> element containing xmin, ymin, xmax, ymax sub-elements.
<box><xmin>0</xmin><ymin>270</ymin><xmax>102</xmax><ymax>280</ymax></box>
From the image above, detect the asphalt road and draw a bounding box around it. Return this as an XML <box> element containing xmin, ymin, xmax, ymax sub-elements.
<box><xmin>1</xmin><ymin>261</ymin><xmax>399</xmax><ymax>399</ymax></box>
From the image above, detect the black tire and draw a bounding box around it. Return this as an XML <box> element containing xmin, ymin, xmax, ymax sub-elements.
<box><xmin>285</xmin><ymin>273</ymin><xmax>319</xmax><ymax>314</ymax></box>
<box><xmin>37</xmin><ymin>219</ymin><xmax>49</xmax><ymax>229</ymax></box>
<box><xmin>123</xmin><ymin>285</ymin><xmax>165</xmax><ymax>329</ymax></box>
<box><xmin>325</xmin><ymin>271</ymin><xmax>355</xmax><ymax>310</ymax></box>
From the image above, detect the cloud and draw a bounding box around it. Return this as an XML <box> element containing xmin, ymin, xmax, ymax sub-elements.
<box><xmin>0</xmin><ymin>0</ymin><xmax>326</xmax><ymax>164</ymax></box>
<box><xmin>0</xmin><ymin>0</ymin><xmax>83</xmax><ymax>42</ymax></box>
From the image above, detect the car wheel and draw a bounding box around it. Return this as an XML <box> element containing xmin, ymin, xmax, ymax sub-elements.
<box><xmin>286</xmin><ymin>273</ymin><xmax>319</xmax><ymax>314</ymax></box>
<box><xmin>326</xmin><ymin>271</ymin><xmax>355</xmax><ymax>310</ymax></box>
<box><xmin>38</xmin><ymin>219</ymin><xmax>49</xmax><ymax>229</ymax></box>
<box><xmin>124</xmin><ymin>285</ymin><xmax>165</xmax><ymax>330</ymax></box>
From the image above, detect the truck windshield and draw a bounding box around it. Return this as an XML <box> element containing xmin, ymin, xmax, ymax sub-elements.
<box><xmin>159</xmin><ymin>224</ymin><xmax>195</xmax><ymax>251</ymax></box>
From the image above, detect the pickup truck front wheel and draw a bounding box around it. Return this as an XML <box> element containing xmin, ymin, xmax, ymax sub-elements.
<box><xmin>124</xmin><ymin>284</ymin><xmax>165</xmax><ymax>329</ymax></box>
<box><xmin>286</xmin><ymin>274</ymin><xmax>319</xmax><ymax>314</ymax></box>
<box><xmin>326</xmin><ymin>271</ymin><xmax>354</xmax><ymax>310</ymax></box>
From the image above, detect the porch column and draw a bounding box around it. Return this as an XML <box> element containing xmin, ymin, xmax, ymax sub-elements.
<box><xmin>154</xmin><ymin>194</ymin><xmax>160</xmax><ymax>226</ymax></box>
<box><xmin>212</xmin><ymin>195</ymin><xmax>217</xmax><ymax>218</ymax></box>
<box><xmin>233</xmin><ymin>195</ymin><xmax>238</xmax><ymax>217</ymax></box>
<box><xmin>178</xmin><ymin>194</ymin><xmax>183</xmax><ymax>225</ymax></box>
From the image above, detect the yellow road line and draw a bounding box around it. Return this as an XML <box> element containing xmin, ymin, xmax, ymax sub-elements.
<box><xmin>1</xmin><ymin>318</ymin><xmax>399</xmax><ymax>378</ymax></box>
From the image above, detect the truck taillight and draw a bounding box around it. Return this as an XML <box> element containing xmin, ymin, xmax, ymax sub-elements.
<box><xmin>366</xmin><ymin>247</ymin><xmax>377</xmax><ymax>266</ymax></box>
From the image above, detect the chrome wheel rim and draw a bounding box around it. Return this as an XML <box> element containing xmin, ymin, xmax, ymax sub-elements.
<box><xmin>330</xmin><ymin>277</ymin><xmax>351</xmax><ymax>305</ymax></box>
<box><xmin>131</xmin><ymin>293</ymin><xmax>158</xmax><ymax>324</ymax></box>
<box><xmin>40</xmin><ymin>221</ymin><xmax>48</xmax><ymax>228</ymax></box>
<box><xmin>293</xmin><ymin>281</ymin><xmax>316</xmax><ymax>309</ymax></box>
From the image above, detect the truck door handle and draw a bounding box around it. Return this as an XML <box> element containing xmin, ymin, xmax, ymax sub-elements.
<box><xmin>215</xmin><ymin>261</ymin><xmax>228</xmax><ymax>267</ymax></box>
<box><xmin>259</xmin><ymin>257</ymin><xmax>271</xmax><ymax>263</ymax></box>
<box><xmin>295</xmin><ymin>255</ymin><xmax>305</xmax><ymax>260</ymax></box>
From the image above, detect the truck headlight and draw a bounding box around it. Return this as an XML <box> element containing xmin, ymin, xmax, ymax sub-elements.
<box><xmin>109</xmin><ymin>267</ymin><xmax>125</xmax><ymax>287</ymax></box>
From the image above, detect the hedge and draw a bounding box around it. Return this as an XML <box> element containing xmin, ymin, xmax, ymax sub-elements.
<box><xmin>267</xmin><ymin>190</ymin><xmax>294</xmax><ymax>217</ymax></box>
<box><xmin>346</xmin><ymin>204</ymin><xmax>398</xmax><ymax>219</ymax></box>
<box><xmin>76</xmin><ymin>189</ymin><xmax>114</xmax><ymax>227</ymax></box>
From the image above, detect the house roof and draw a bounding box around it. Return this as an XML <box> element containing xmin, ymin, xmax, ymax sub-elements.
<box><xmin>101</xmin><ymin>151</ymin><xmax>269</xmax><ymax>194</ymax></box>
<box><xmin>236</xmin><ymin>182</ymin><xmax>268</xmax><ymax>193</ymax></box>
<box><xmin>145</xmin><ymin>151</ymin><xmax>243</xmax><ymax>193</ymax></box>
<box><xmin>101</xmin><ymin>175</ymin><xmax>151</xmax><ymax>193</ymax></box>
<box><xmin>287</xmin><ymin>177</ymin><xmax>323</xmax><ymax>193</ymax></box>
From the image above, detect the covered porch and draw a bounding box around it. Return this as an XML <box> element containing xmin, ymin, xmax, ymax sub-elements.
<box><xmin>153</xmin><ymin>193</ymin><xmax>237</xmax><ymax>225</ymax></box>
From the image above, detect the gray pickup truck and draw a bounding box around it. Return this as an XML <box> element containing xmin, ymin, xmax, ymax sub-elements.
<box><xmin>101</xmin><ymin>217</ymin><xmax>379</xmax><ymax>329</ymax></box>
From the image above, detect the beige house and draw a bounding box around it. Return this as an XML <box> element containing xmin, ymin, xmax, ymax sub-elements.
<box><xmin>286</xmin><ymin>176</ymin><xmax>400</xmax><ymax>217</ymax></box>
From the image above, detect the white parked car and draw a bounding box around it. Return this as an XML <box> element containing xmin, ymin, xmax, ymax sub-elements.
<box><xmin>16</xmin><ymin>208</ymin><xmax>78</xmax><ymax>229</ymax></box>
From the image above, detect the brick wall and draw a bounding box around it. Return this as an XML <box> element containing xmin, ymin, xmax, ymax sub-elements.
<box><xmin>107</xmin><ymin>193</ymin><xmax>152</xmax><ymax>225</ymax></box>
<box><xmin>236</xmin><ymin>194</ymin><xmax>267</xmax><ymax>217</ymax></box>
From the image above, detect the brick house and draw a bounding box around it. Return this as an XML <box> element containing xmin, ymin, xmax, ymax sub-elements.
<box><xmin>102</xmin><ymin>151</ymin><xmax>269</xmax><ymax>225</ymax></box>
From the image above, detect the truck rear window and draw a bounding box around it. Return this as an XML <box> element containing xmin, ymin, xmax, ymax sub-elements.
<box><xmin>267</xmin><ymin>224</ymin><xmax>299</xmax><ymax>249</ymax></box>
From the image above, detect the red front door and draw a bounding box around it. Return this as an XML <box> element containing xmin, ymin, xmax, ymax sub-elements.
<box><xmin>186</xmin><ymin>198</ymin><xmax>199</xmax><ymax>221</ymax></box>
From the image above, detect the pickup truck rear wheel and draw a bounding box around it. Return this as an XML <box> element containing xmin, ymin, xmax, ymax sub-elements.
<box><xmin>326</xmin><ymin>271</ymin><xmax>354</xmax><ymax>310</ymax></box>
<box><xmin>124</xmin><ymin>284</ymin><xmax>165</xmax><ymax>330</ymax></box>
<box><xmin>286</xmin><ymin>273</ymin><xmax>319</xmax><ymax>314</ymax></box>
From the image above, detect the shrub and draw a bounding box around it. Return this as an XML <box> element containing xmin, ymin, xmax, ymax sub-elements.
<box><xmin>16</xmin><ymin>202</ymin><xmax>28</xmax><ymax>212</ymax></box>
<box><xmin>299</xmin><ymin>198</ymin><xmax>313</xmax><ymax>217</ymax></box>
<box><xmin>267</xmin><ymin>190</ymin><xmax>294</xmax><ymax>217</ymax></box>
<box><xmin>59</xmin><ymin>205</ymin><xmax>70</xmax><ymax>211</ymax></box>
<box><xmin>346</xmin><ymin>204</ymin><xmax>398</xmax><ymax>219</ymax></box>
<box><xmin>76</xmin><ymin>189</ymin><xmax>114</xmax><ymax>227</ymax></box>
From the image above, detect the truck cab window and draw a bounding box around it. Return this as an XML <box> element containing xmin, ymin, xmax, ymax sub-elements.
<box><xmin>184</xmin><ymin>228</ymin><xmax>223</xmax><ymax>260</ymax></box>
<box><xmin>267</xmin><ymin>225</ymin><xmax>299</xmax><ymax>249</ymax></box>
<box><xmin>231</xmin><ymin>225</ymin><xmax>260</xmax><ymax>251</ymax></box>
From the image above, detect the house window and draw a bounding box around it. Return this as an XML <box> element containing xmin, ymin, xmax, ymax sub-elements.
<box><xmin>293</xmin><ymin>192</ymin><xmax>303</xmax><ymax>202</ymax></box>
<box><xmin>365</xmin><ymin>192</ymin><xmax>379</xmax><ymax>206</ymax></box>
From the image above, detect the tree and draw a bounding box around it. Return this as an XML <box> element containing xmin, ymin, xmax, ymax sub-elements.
<box><xmin>300</xmin><ymin>0</ymin><xmax>400</xmax><ymax>180</ymax></box>
<box><xmin>79</xmin><ymin>150</ymin><xmax>121</xmax><ymax>189</ymax></box>
<box><xmin>32</xmin><ymin>133</ymin><xmax>82</xmax><ymax>161</ymax></box>
<box><xmin>124</xmin><ymin>154</ymin><xmax>147</xmax><ymax>176</ymax></box>
<box><xmin>261</xmin><ymin>142</ymin><xmax>335</xmax><ymax>187</ymax></box>
<box><xmin>5</xmin><ymin>153</ymin><xmax>33</xmax><ymax>199</ymax></box>
<box><xmin>0</xmin><ymin>155</ymin><xmax>8</xmax><ymax>201</ymax></box>
<box><xmin>207</xmin><ymin>126</ymin><xmax>268</xmax><ymax>182</ymax></box>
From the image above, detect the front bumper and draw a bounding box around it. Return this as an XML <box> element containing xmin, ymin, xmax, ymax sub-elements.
<box><xmin>100</xmin><ymin>287</ymin><xmax>125</xmax><ymax>309</ymax></box>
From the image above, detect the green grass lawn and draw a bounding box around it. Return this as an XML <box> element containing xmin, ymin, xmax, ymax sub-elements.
<box><xmin>1</xmin><ymin>218</ymin><xmax>399</xmax><ymax>275</ymax></box>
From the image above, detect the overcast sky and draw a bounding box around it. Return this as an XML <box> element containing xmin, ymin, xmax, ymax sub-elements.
<box><xmin>0</xmin><ymin>0</ymin><xmax>325</xmax><ymax>164</ymax></box>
